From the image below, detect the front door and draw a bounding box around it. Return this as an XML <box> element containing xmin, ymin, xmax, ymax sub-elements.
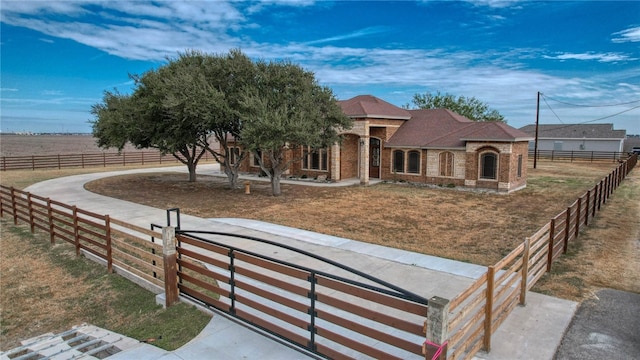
<box><xmin>369</xmin><ymin>138</ymin><xmax>380</xmax><ymax>178</ymax></box>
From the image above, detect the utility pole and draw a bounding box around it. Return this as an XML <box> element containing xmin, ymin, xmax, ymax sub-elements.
<box><xmin>534</xmin><ymin>91</ymin><xmax>540</xmax><ymax>169</ymax></box>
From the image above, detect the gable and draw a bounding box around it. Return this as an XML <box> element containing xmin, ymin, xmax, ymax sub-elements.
<box><xmin>339</xmin><ymin>95</ymin><xmax>411</xmax><ymax>120</ymax></box>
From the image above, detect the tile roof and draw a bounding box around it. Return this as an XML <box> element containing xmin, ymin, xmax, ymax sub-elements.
<box><xmin>338</xmin><ymin>95</ymin><xmax>411</xmax><ymax>120</ymax></box>
<box><xmin>386</xmin><ymin>109</ymin><xmax>532</xmax><ymax>148</ymax></box>
<box><xmin>519</xmin><ymin>124</ymin><xmax>626</xmax><ymax>139</ymax></box>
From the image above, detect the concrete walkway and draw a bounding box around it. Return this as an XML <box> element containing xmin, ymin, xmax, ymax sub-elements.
<box><xmin>24</xmin><ymin>164</ymin><xmax>577</xmax><ymax>360</ymax></box>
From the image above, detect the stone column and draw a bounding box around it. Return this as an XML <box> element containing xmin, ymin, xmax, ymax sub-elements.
<box><xmin>360</xmin><ymin>136</ymin><xmax>370</xmax><ymax>185</ymax></box>
<box><xmin>425</xmin><ymin>296</ymin><xmax>449</xmax><ymax>360</ymax></box>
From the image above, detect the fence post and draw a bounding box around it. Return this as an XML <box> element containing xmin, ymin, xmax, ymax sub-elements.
<box><xmin>563</xmin><ymin>207</ymin><xmax>570</xmax><ymax>253</ymax></box>
<box><xmin>11</xmin><ymin>187</ymin><xmax>18</xmax><ymax>225</ymax></box>
<box><xmin>105</xmin><ymin>215</ymin><xmax>113</xmax><ymax>273</ymax></box>
<box><xmin>547</xmin><ymin>218</ymin><xmax>555</xmax><ymax>272</ymax></box>
<box><xmin>520</xmin><ymin>238</ymin><xmax>530</xmax><ymax>306</ymax></box>
<box><xmin>597</xmin><ymin>180</ymin><xmax>603</xmax><ymax>210</ymax></box>
<box><xmin>484</xmin><ymin>266</ymin><xmax>495</xmax><ymax>352</ymax></box>
<box><xmin>575</xmin><ymin>198</ymin><xmax>581</xmax><ymax>239</ymax></box>
<box><xmin>58</xmin><ymin>154</ymin><xmax>61</xmax><ymax>169</ymax></box>
<box><xmin>73</xmin><ymin>206</ymin><xmax>80</xmax><ymax>256</ymax></box>
<box><xmin>162</xmin><ymin>226</ymin><xmax>179</xmax><ymax>307</ymax></box>
<box><xmin>48</xmin><ymin>199</ymin><xmax>55</xmax><ymax>244</ymax></box>
<box><xmin>585</xmin><ymin>190</ymin><xmax>590</xmax><ymax>226</ymax></box>
<box><xmin>424</xmin><ymin>296</ymin><xmax>449</xmax><ymax>360</ymax></box>
<box><xmin>28</xmin><ymin>193</ymin><xmax>35</xmax><ymax>233</ymax></box>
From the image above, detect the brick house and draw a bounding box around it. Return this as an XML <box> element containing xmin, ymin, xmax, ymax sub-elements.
<box><xmin>229</xmin><ymin>95</ymin><xmax>533</xmax><ymax>192</ymax></box>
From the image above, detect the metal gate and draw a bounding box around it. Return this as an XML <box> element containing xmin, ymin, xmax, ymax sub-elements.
<box><xmin>173</xmin><ymin>228</ymin><xmax>429</xmax><ymax>359</ymax></box>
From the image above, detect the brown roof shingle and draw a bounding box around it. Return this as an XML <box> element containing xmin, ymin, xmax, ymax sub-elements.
<box><xmin>386</xmin><ymin>109</ymin><xmax>532</xmax><ymax>148</ymax></box>
<box><xmin>338</xmin><ymin>95</ymin><xmax>411</xmax><ymax>120</ymax></box>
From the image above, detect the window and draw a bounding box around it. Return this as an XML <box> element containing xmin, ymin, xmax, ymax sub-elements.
<box><xmin>439</xmin><ymin>152</ymin><xmax>454</xmax><ymax>177</ymax></box>
<box><xmin>407</xmin><ymin>151</ymin><xmax>420</xmax><ymax>174</ymax></box>
<box><xmin>226</xmin><ymin>147</ymin><xmax>240</xmax><ymax>165</ymax></box>
<box><xmin>480</xmin><ymin>152</ymin><xmax>498</xmax><ymax>180</ymax></box>
<box><xmin>517</xmin><ymin>154</ymin><xmax>523</xmax><ymax>177</ymax></box>
<box><xmin>302</xmin><ymin>146</ymin><xmax>328</xmax><ymax>171</ymax></box>
<box><xmin>393</xmin><ymin>150</ymin><xmax>404</xmax><ymax>173</ymax></box>
<box><xmin>251</xmin><ymin>150</ymin><xmax>263</xmax><ymax>167</ymax></box>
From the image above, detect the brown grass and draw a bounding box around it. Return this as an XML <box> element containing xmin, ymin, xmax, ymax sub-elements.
<box><xmin>85</xmin><ymin>161</ymin><xmax>621</xmax><ymax>268</ymax></box>
<box><xmin>82</xmin><ymin>160</ymin><xmax>640</xmax><ymax>301</ymax></box>
<box><xmin>532</xmin><ymin>169</ymin><xmax>640</xmax><ymax>300</ymax></box>
<box><xmin>0</xmin><ymin>134</ymin><xmax>142</xmax><ymax>156</ymax></box>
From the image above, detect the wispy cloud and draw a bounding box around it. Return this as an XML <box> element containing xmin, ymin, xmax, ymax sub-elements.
<box><xmin>612</xmin><ymin>26</ymin><xmax>640</xmax><ymax>43</ymax></box>
<box><xmin>1</xmin><ymin>1</ymin><xmax>246</xmax><ymax>60</ymax></box>
<box><xmin>42</xmin><ymin>90</ymin><xmax>64</xmax><ymax>96</ymax></box>
<box><xmin>543</xmin><ymin>52</ymin><xmax>635</xmax><ymax>63</ymax></box>
<box><xmin>304</xmin><ymin>26</ymin><xmax>389</xmax><ymax>45</ymax></box>
<box><xmin>1</xmin><ymin>88</ymin><xmax>19</xmax><ymax>92</ymax></box>
<box><xmin>463</xmin><ymin>0</ymin><xmax>524</xmax><ymax>9</ymax></box>
<box><xmin>39</xmin><ymin>38</ymin><xmax>54</xmax><ymax>43</ymax></box>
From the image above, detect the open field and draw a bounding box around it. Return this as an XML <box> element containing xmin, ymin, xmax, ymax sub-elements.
<box><xmin>0</xmin><ymin>134</ymin><xmax>142</xmax><ymax>157</ymax></box>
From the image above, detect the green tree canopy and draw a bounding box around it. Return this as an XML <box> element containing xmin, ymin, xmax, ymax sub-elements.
<box><xmin>91</xmin><ymin>50</ymin><xmax>250</xmax><ymax>183</ymax></box>
<box><xmin>406</xmin><ymin>91</ymin><xmax>506</xmax><ymax>123</ymax></box>
<box><xmin>239</xmin><ymin>60</ymin><xmax>352</xmax><ymax>196</ymax></box>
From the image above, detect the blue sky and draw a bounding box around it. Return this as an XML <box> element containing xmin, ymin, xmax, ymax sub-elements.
<box><xmin>1</xmin><ymin>0</ymin><xmax>639</xmax><ymax>135</ymax></box>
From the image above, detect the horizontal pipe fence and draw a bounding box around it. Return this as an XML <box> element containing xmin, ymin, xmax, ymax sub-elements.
<box><xmin>1</xmin><ymin>151</ymin><xmax>214</xmax><ymax>171</ymax></box>
<box><xmin>528</xmin><ymin>149</ymin><xmax>631</xmax><ymax>162</ymax></box>
<box><xmin>0</xmin><ymin>185</ymin><xmax>164</xmax><ymax>290</ymax></box>
<box><xmin>174</xmin><ymin>231</ymin><xmax>430</xmax><ymax>360</ymax></box>
<box><xmin>444</xmin><ymin>154</ymin><xmax>637</xmax><ymax>360</ymax></box>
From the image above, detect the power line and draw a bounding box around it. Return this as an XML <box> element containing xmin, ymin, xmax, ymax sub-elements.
<box><xmin>541</xmin><ymin>95</ymin><xmax>564</xmax><ymax>124</ymax></box>
<box><xmin>541</xmin><ymin>94</ymin><xmax>640</xmax><ymax>107</ymax></box>
<box><xmin>537</xmin><ymin>105</ymin><xmax>640</xmax><ymax>133</ymax></box>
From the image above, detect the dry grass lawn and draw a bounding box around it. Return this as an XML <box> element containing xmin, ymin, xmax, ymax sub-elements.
<box><xmin>85</xmin><ymin>161</ymin><xmax>621</xmax><ymax>267</ymax></box>
<box><xmin>83</xmin><ymin>160</ymin><xmax>640</xmax><ymax>302</ymax></box>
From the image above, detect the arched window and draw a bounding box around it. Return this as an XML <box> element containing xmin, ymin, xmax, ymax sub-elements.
<box><xmin>393</xmin><ymin>150</ymin><xmax>404</xmax><ymax>173</ymax></box>
<box><xmin>480</xmin><ymin>152</ymin><xmax>498</xmax><ymax>180</ymax></box>
<box><xmin>439</xmin><ymin>152</ymin><xmax>454</xmax><ymax>177</ymax></box>
<box><xmin>407</xmin><ymin>151</ymin><xmax>420</xmax><ymax>174</ymax></box>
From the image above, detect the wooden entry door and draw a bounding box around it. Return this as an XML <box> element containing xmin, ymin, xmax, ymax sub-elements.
<box><xmin>369</xmin><ymin>138</ymin><xmax>380</xmax><ymax>178</ymax></box>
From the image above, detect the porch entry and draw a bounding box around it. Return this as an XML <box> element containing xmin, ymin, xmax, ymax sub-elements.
<box><xmin>369</xmin><ymin>137</ymin><xmax>381</xmax><ymax>178</ymax></box>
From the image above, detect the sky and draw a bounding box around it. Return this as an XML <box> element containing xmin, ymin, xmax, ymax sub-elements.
<box><xmin>1</xmin><ymin>0</ymin><xmax>639</xmax><ymax>135</ymax></box>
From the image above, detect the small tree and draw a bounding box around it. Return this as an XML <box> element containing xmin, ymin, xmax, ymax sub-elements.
<box><xmin>406</xmin><ymin>91</ymin><xmax>505</xmax><ymax>122</ymax></box>
<box><xmin>239</xmin><ymin>60</ymin><xmax>352</xmax><ymax>196</ymax></box>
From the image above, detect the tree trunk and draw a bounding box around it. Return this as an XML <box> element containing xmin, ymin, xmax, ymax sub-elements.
<box><xmin>224</xmin><ymin>164</ymin><xmax>240</xmax><ymax>189</ymax></box>
<box><xmin>270</xmin><ymin>167</ymin><xmax>284</xmax><ymax>196</ymax></box>
<box><xmin>271</xmin><ymin>175</ymin><xmax>282</xmax><ymax>196</ymax></box>
<box><xmin>187</xmin><ymin>160</ymin><xmax>197</xmax><ymax>182</ymax></box>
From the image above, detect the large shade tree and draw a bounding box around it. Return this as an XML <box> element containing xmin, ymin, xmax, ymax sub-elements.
<box><xmin>406</xmin><ymin>91</ymin><xmax>506</xmax><ymax>123</ymax></box>
<box><xmin>92</xmin><ymin>50</ymin><xmax>251</xmax><ymax>184</ymax></box>
<box><xmin>239</xmin><ymin>60</ymin><xmax>352</xmax><ymax>196</ymax></box>
<box><xmin>199</xmin><ymin>50</ymin><xmax>255</xmax><ymax>189</ymax></box>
